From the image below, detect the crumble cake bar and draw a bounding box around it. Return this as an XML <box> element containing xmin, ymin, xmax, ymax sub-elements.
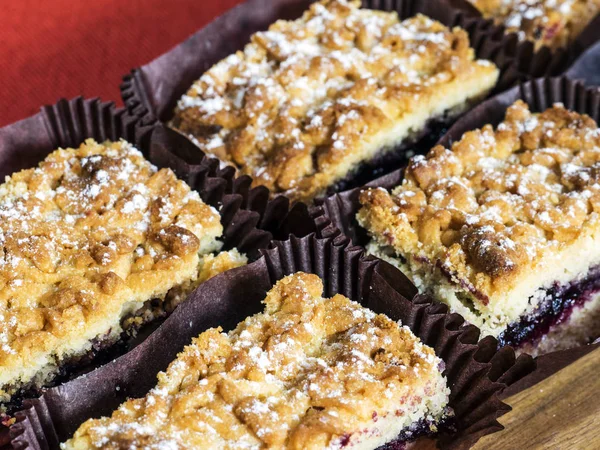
<box><xmin>172</xmin><ymin>0</ymin><xmax>499</xmax><ymax>202</ymax></box>
<box><xmin>64</xmin><ymin>273</ymin><xmax>450</xmax><ymax>449</ymax></box>
<box><xmin>358</xmin><ymin>101</ymin><xmax>600</xmax><ymax>356</ymax></box>
<box><xmin>468</xmin><ymin>0</ymin><xmax>600</xmax><ymax>50</ymax></box>
<box><xmin>0</xmin><ymin>139</ymin><xmax>246</xmax><ymax>406</ymax></box>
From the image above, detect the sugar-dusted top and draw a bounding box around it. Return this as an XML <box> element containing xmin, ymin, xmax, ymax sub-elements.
<box><xmin>469</xmin><ymin>0</ymin><xmax>600</xmax><ymax>50</ymax></box>
<box><xmin>65</xmin><ymin>273</ymin><xmax>445</xmax><ymax>449</ymax></box>
<box><xmin>359</xmin><ymin>101</ymin><xmax>600</xmax><ymax>304</ymax></box>
<box><xmin>0</xmin><ymin>139</ymin><xmax>223</xmax><ymax>394</ymax></box>
<box><xmin>172</xmin><ymin>0</ymin><xmax>497</xmax><ymax>202</ymax></box>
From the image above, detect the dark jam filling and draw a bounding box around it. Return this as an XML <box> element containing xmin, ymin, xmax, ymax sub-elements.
<box><xmin>497</xmin><ymin>265</ymin><xmax>600</xmax><ymax>349</ymax></box>
<box><xmin>377</xmin><ymin>414</ymin><xmax>454</xmax><ymax>450</ymax></box>
<box><xmin>1</xmin><ymin>334</ymin><xmax>129</xmax><ymax>416</ymax></box>
<box><xmin>1</xmin><ymin>289</ymin><xmax>179</xmax><ymax>415</ymax></box>
<box><xmin>324</xmin><ymin>118</ymin><xmax>450</xmax><ymax>196</ymax></box>
<box><xmin>335</xmin><ymin>413</ymin><xmax>454</xmax><ymax>449</ymax></box>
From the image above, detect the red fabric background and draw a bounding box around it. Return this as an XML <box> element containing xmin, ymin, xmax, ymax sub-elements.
<box><xmin>1</xmin><ymin>0</ymin><xmax>243</xmax><ymax>127</ymax></box>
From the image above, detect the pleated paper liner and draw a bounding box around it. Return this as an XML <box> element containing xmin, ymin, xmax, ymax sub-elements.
<box><xmin>437</xmin><ymin>76</ymin><xmax>600</xmax><ymax>147</ymax></box>
<box><xmin>3</xmin><ymin>232</ymin><xmax>535</xmax><ymax>450</ymax></box>
<box><xmin>120</xmin><ymin>0</ymin><xmax>524</xmax><ymax>198</ymax></box>
<box><xmin>565</xmin><ymin>41</ymin><xmax>600</xmax><ymax>88</ymax></box>
<box><xmin>445</xmin><ymin>0</ymin><xmax>600</xmax><ymax>79</ymax></box>
<box><xmin>0</xmin><ymin>97</ymin><xmax>316</xmax><ymax>415</ymax></box>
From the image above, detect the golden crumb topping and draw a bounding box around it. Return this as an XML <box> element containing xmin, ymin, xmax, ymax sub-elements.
<box><xmin>469</xmin><ymin>0</ymin><xmax>600</xmax><ymax>50</ymax></box>
<box><xmin>0</xmin><ymin>139</ymin><xmax>243</xmax><ymax>399</ymax></box>
<box><xmin>358</xmin><ymin>101</ymin><xmax>600</xmax><ymax>305</ymax></box>
<box><xmin>65</xmin><ymin>273</ymin><xmax>446</xmax><ymax>450</ymax></box>
<box><xmin>172</xmin><ymin>0</ymin><xmax>498</xmax><ymax>202</ymax></box>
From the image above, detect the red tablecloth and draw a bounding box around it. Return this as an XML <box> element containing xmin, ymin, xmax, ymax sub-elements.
<box><xmin>1</xmin><ymin>0</ymin><xmax>243</xmax><ymax>128</ymax></box>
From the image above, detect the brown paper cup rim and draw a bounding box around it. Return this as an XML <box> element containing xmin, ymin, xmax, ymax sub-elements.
<box><xmin>5</xmin><ymin>232</ymin><xmax>535</xmax><ymax>450</ymax></box>
<box><xmin>565</xmin><ymin>40</ymin><xmax>600</xmax><ymax>86</ymax></box>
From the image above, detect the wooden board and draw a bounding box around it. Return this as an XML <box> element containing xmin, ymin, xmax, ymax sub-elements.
<box><xmin>472</xmin><ymin>347</ymin><xmax>600</xmax><ymax>450</ymax></box>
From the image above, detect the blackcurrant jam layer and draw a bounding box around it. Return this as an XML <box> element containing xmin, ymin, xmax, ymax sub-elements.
<box><xmin>376</xmin><ymin>414</ymin><xmax>454</xmax><ymax>450</ymax></box>
<box><xmin>325</xmin><ymin>117</ymin><xmax>451</xmax><ymax>196</ymax></box>
<box><xmin>331</xmin><ymin>413</ymin><xmax>453</xmax><ymax>449</ymax></box>
<box><xmin>498</xmin><ymin>265</ymin><xmax>600</xmax><ymax>349</ymax></box>
<box><xmin>1</xmin><ymin>288</ymin><xmax>176</xmax><ymax>414</ymax></box>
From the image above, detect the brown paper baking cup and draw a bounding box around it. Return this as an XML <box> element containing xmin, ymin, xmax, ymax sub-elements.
<box><xmin>565</xmin><ymin>40</ymin><xmax>600</xmax><ymax>87</ymax></box>
<box><xmin>3</xmin><ymin>232</ymin><xmax>535</xmax><ymax>450</ymax></box>
<box><xmin>120</xmin><ymin>0</ymin><xmax>522</xmax><ymax>185</ymax></box>
<box><xmin>0</xmin><ymin>97</ymin><xmax>316</xmax><ymax>416</ymax></box>
<box><xmin>310</xmin><ymin>76</ymin><xmax>600</xmax><ymax>399</ymax></box>
<box><xmin>445</xmin><ymin>0</ymin><xmax>600</xmax><ymax>79</ymax></box>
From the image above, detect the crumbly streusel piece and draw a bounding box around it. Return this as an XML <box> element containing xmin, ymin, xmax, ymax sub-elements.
<box><xmin>358</xmin><ymin>101</ymin><xmax>600</xmax><ymax>352</ymax></box>
<box><xmin>172</xmin><ymin>0</ymin><xmax>498</xmax><ymax>202</ymax></box>
<box><xmin>64</xmin><ymin>273</ymin><xmax>449</xmax><ymax>450</ymax></box>
<box><xmin>469</xmin><ymin>0</ymin><xmax>600</xmax><ymax>50</ymax></box>
<box><xmin>0</xmin><ymin>139</ymin><xmax>246</xmax><ymax>405</ymax></box>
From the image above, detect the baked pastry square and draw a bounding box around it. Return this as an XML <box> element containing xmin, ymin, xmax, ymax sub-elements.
<box><xmin>358</xmin><ymin>101</ymin><xmax>600</xmax><ymax>356</ymax></box>
<box><xmin>172</xmin><ymin>0</ymin><xmax>499</xmax><ymax>202</ymax></box>
<box><xmin>64</xmin><ymin>272</ymin><xmax>450</xmax><ymax>449</ymax></box>
<box><xmin>468</xmin><ymin>0</ymin><xmax>600</xmax><ymax>50</ymax></box>
<box><xmin>0</xmin><ymin>139</ymin><xmax>246</xmax><ymax>406</ymax></box>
